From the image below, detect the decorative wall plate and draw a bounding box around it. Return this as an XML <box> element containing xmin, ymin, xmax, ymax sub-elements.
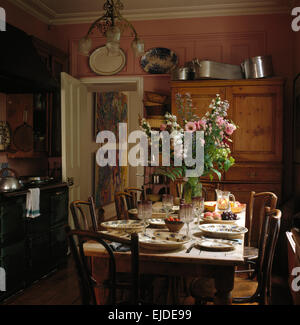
<box><xmin>89</xmin><ymin>46</ymin><xmax>126</xmax><ymax>75</ymax></box>
<box><xmin>140</xmin><ymin>47</ymin><xmax>178</xmax><ymax>74</ymax></box>
<box><xmin>0</xmin><ymin>121</ymin><xmax>11</xmax><ymax>151</ymax></box>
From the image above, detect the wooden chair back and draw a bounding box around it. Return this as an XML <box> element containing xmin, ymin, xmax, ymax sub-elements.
<box><xmin>70</xmin><ymin>197</ymin><xmax>98</xmax><ymax>231</ymax></box>
<box><xmin>114</xmin><ymin>191</ymin><xmax>132</xmax><ymax>220</ymax></box>
<box><xmin>247</xmin><ymin>191</ymin><xmax>278</xmax><ymax>247</ymax></box>
<box><xmin>124</xmin><ymin>187</ymin><xmax>145</xmax><ymax>209</ymax></box>
<box><xmin>65</xmin><ymin>226</ymin><xmax>140</xmax><ymax>305</ymax></box>
<box><xmin>233</xmin><ymin>208</ymin><xmax>281</xmax><ymax>305</ymax></box>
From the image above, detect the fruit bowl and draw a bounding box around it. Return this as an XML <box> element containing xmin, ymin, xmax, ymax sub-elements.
<box><xmin>164</xmin><ymin>216</ymin><xmax>184</xmax><ymax>232</ymax></box>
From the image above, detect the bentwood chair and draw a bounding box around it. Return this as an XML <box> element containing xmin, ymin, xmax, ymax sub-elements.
<box><xmin>237</xmin><ymin>191</ymin><xmax>278</xmax><ymax>278</ymax></box>
<box><xmin>190</xmin><ymin>208</ymin><xmax>281</xmax><ymax>305</ymax></box>
<box><xmin>65</xmin><ymin>226</ymin><xmax>140</xmax><ymax>305</ymax></box>
<box><xmin>114</xmin><ymin>191</ymin><xmax>133</xmax><ymax>220</ymax></box>
<box><xmin>124</xmin><ymin>187</ymin><xmax>145</xmax><ymax>209</ymax></box>
<box><xmin>70</xmin><ymin>196</ymin><xmax>99</xmax><ymax>231</ymax></box>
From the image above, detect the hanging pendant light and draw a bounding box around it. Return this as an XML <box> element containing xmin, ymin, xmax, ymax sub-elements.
<box><xmin>78</xmin><ymin>0</ymin><xmax>145</xmax><ymax>57</ymax></box>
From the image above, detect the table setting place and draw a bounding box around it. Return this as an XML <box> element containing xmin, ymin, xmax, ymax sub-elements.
<box><xmin>99</xmin><ymin>193</ymin><xmax>247</xmax><ymax>255</ymax></box>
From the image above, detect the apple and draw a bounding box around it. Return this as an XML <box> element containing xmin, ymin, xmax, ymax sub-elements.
<box><xmin>212</xmin><ymin>212</ymin><xmax>222</xmax><ymax>220</ymax></box>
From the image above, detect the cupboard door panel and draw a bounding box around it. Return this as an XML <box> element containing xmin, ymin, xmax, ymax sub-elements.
<box><xmin>171</xmin><ymin>86</ymin><xmax>226</xmax><ymax>120</ymax></box>
<box><xmin>227</xmin><ymin>85</ymin><xmax>283</xmax><ymax>162</ymax></box>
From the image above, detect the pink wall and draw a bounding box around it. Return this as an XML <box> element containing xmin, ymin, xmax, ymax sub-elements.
<box><xmin>50</xmin><ymin>14</ymin><xmax>294</xmax><ymax>94</ymax></box>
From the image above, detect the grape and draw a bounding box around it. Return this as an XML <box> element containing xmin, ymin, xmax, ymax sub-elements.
<box><xmin>221</xmin><ymin>211</ymin><xmax>237</xmax><ymax>220</ymax></box>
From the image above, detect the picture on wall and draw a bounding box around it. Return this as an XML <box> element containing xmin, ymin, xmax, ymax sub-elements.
<box><xmin>94</xmin><ymin>92</ymin><xmax>128</xmax><ymax>208</ymax></box>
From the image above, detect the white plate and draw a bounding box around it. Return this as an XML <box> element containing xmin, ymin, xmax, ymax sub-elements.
<box><xmin>89</xmin><ymin>46</ymin><xmax>126</xmax><ymax>75</ymax></box>
<box><xmin>139</xmin><ymin>231</ymin><xmax>191</xmax><ymax>251</ymax></box>
<box><xmin>196</xmin><ymin>238</ymin><xmax>235</xmax><ymax>251</ymax></box>
<box><xmin>148</xmin><ymin>218</ymin><xmax>166</xmax><ymax>228</ymax></box>
<box><xmin>100</xmin><ymin>220</ymin><xmax>147</xmax><ymax>233</ymax></box>
<box><xmin>199</xmin><ymin>223</ymin><xmax>248</xmax><ymax>239</ymax></box>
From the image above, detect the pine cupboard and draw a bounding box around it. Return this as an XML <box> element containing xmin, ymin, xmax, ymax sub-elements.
<box><xmin>170</xmin><ymin>78</ymin><xmax>284</xmax><ymax>205</ymax></box>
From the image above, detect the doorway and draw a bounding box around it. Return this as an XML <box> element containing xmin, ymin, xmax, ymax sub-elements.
<box><xmin>61</xmin><ymin>74</ymin><xmax>144</xmax><ymax>220</ymax></box>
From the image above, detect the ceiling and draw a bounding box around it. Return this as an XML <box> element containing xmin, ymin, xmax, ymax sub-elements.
<box><xmin>8</xmin><ymin>0</ymin><xmax>292</xmax><ymax>25</ymax></box>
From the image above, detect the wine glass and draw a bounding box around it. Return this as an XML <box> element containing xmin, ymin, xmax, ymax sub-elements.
<box><xmin>143</xmin><ymin>200</ymin><xmax>152</xmax><ymax>235</ymax></box>
<box><xmin>192</xmin><ymin>196</ymin><xmax>205</xmax><ymax>224</ymax></box>
<box><xmin>179</xmin><ymin>203</ymin><xmax>194</xmax><ymax>237</ymax></box>
<box><xmin>137</xmin><ymin>200</ymin><xmax>152</xmax><ymax>235</ymax></box>
<box><xmin>162</xmin><ymin>194</ymin><xmax>174</xmax><ymax>218</ymax></box>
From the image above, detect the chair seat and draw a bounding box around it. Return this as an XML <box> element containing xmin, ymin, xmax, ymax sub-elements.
<box><xmin>243</xmin><ymin>246</ymin><xmax>258</xmax><ymax>260</ymax></box>
<box><xmin>190</xmin><ymin>275</ymin><xmax>259</xmax><ymax>304</ymax></box>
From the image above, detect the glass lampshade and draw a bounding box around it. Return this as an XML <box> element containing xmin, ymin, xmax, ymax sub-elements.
<box><xmin>106</xmin><ymin>26</ymin><xmax>121</xmax><ymax>43</ymax></box>
<box><xmin>131</xmin><ymin>38</ymin><xmax>145</xmax><ymax>57</ymax></box>
<box><xmin>78</xmin><ymin>36</ymin><xmax>92</xmax><ymax>56</ymax></box>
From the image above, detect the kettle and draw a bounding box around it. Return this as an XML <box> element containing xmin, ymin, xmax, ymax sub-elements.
<box><xmin>0</xmin><ymin>168</ymin><xmax>22</xmax><ymax>192</ymax></box>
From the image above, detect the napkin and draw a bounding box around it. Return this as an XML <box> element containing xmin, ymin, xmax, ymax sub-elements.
<box><xmin>109</xmin><ymin>242</ymin><xmax>130</xmax><ymax>252</ymax></box>
<box><xmin>26</xmin><ymin>188</ymin><xmax>40</xmax><ymax>219</ymax></box>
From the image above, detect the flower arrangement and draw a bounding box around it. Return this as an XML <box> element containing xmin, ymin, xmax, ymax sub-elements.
<box><xmin>140</xmin><ymin>93</ymin><xmax>237</xmax><ymax>201</ymax></box>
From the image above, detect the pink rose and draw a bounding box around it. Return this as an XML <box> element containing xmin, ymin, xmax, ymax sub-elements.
<box><xmin>225</xmin><ymin>123</ymin><xmax>236</xmax><ymax>135</ymax></box>
<box><xmin>196</xmin><ymin>119</ymin><xmax>206</xmax><ymax>130</ymax></box>
<box><xmin>216</xmin><ymin>116</ymin><xmax>225</xmax><ymax>126</ymax></box>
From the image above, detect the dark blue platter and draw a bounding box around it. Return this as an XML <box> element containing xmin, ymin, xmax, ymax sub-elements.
<box><xmin>140</xmin><ymin>47</ymin><xmax>178</xmax><ymax>74</ymax></box>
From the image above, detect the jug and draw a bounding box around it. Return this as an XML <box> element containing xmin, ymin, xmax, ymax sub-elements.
<box><xmin>215</xmin><ymin>189</ymin><xmax>235</xmax><ymax>211</ymax></box>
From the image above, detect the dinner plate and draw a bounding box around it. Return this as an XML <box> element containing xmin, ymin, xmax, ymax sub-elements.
<box><xmin>100</xmin><ymin>220</ymin><xmax>147</xmax><ymax>233</ymax></box>
<box><xmin>199</xmin><ymin>223</ymin><xmax>248</xmax><ymax>239</ymax></box>
<box><xmin>196</xmin><ymin>238</ymin><xmax>235</xmax><ymax>251</ymax></box>
<box><xmin>139</xmin><ymin>231</ymin><xmax>191</xmax><ymax>251</ymax></box>
<box><xmin>128</xmin><ymin>208</ymin><xmax>176</xmax><ymax>218</ymax></box>
<box><xmin>89</xmin><ymin>46</ymin><xmax>126</xmax><ymax>75</ymax></box>
<box><xmin>140</xmin><ymin>47</ymin><xmax>178</xmax><ymax>74</ymax></box>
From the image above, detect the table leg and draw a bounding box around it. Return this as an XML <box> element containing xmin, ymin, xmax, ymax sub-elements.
<box><xmin>213</xmin><ymin>266</ymin><xmax>235</xmax><ymax>305</ymax></box>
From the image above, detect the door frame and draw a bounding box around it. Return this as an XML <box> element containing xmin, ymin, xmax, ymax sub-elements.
<box><xmin>80</xmin><ymin>76</ymin><xmax>144</xmax><ymax>218</ymax></box>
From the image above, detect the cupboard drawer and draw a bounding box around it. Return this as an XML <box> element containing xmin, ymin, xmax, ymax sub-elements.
<box><xmin>224</xmin><ymin>165</ymin><xmax>282</xmax><ymax>182</ymax></box>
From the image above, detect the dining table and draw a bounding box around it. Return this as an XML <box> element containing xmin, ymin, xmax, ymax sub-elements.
<box><xmin>83</xmin><ymin>203</ymin><xmax>247</xmax><ymax>305</ymax></box>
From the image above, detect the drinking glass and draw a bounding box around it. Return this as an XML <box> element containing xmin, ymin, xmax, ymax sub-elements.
<box><xmin>137</xmin><ymin>200</ymin><xmax>152</xmax><ymax>235</ymax></box>
<box><xmin>192</xmin><ymin>196</ymin><xmax>205</xmax><ymax>224</ymax></box>
<box><xmin>143</xmin><ymin>200</ymin><xmax>152</xmax><ymax>235</ymax></box>
<box><xmin>179</xmin><ymin>203</ymin><xmax>194</xmax><ymax>237</ymax></box>
<box><xmin>162</xmin><ymin>194</ymin><xmax>174</xmax><ymax>218</ymax></box>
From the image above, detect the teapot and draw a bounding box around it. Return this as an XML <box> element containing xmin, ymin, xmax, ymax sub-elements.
<box><xmin>215</xmin><ymin>189</ymin><xmax>235</xmax><ymax>211</ymax></box>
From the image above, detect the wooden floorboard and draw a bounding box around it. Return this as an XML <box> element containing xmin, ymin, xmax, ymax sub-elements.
<box><xmin>0</xmin><ymin>256</ymin><xmax>292</xmax><ymax>305</ymax></box>
<box><xmin>1</xmin><ymin>256</ymin><xmax>81</xmax><ymax>305</ymax></box>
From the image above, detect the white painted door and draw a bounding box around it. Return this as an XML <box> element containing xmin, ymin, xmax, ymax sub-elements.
<box><xmin>61</xmin><ymin>72</ymin><xmax>89</xmax><ymax>226</ymax></box>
